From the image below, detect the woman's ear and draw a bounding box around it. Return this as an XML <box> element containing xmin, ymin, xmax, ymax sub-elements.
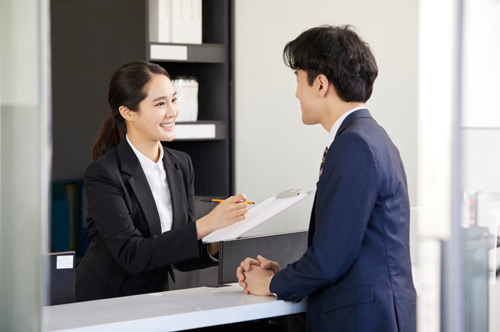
<box><xmin>316</xmin><ymin>74</ymin><xmax>330</xmax><ymax>97</ymax></box>
<box><xmin>118</xmin><ymin>106</ymin><xmax>134</xmax><ymax>121</ymax></box>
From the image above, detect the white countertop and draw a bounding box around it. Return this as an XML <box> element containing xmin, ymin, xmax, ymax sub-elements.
<box><xmin>43</xmin><ymin>283</ymin><xmax>307</xmax><ymax>331</ymax></box>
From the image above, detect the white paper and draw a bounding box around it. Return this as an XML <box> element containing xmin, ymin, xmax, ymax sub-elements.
<box><xmin>202</xmin><ymin>190</ymin><xmax>312</xmax><ymax>243</ymax></box>
<box><xmin>56</xmin><ymin>255</ymin><xmax>74</xmax><ymax>269</ymax></box>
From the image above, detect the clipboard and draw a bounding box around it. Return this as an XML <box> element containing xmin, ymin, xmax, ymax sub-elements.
<box><xmin>202</xmin><ymin>189</ymin><xmax>313</xmax><ymax>243</ymax></box>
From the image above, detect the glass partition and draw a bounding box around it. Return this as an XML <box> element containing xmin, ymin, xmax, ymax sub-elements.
<box><xmin>0</xmin><ymin>0</ymin><xmax>50</xmax><ymax>330</ymax></box>
<box><xmin>461</xmin><ymin>0</ymin><xmax>500</xmax><ymax>330</ymax></box>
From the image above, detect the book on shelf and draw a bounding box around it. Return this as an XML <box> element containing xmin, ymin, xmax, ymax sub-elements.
<box><xmin>149</xmin><ymin>0</ymin><xmax>202</xmax><ymax>44</ymax></box>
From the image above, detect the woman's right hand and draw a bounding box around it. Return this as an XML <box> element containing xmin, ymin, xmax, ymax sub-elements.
<box><xmin>196</xmin><ymin>193</ymin><xmax>249</xmax><ymax>240</ymax></box>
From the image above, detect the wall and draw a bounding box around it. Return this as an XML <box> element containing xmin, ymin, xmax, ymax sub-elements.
<box><xmin>234</xmin><ymin>0</ymin><xmax>419</xmax><ymax>235</ymax></box>
<box><xmin>50</xmin><ymin>0</ymin><xmax>147</xmax><ymax>181</ymax></box>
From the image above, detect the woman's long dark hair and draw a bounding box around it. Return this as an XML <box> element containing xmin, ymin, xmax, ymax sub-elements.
<box><xmin>92</xmin><ymin>61</ymin><xmax>171</xmax><ymax>160</ymax></box>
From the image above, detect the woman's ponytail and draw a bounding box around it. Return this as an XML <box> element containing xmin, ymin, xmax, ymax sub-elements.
<box><xmin>92</xmin><ymin>111</ymin><xmax>126</xmax><ymax>161</ymax></box>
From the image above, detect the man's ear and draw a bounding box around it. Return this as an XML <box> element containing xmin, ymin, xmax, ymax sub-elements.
<box><xmin>316</xmin><ymin>74</ymin><xmax>330</xmax><ymax>97</ymax></box>
<box><xmin>118</xmin><ymin>106</ymin><xmax>134</xmax><ymax>121</ymax></box>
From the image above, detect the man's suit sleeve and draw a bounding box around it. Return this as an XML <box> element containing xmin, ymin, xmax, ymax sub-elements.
<box><xmin>270</xmin><ymin>132</ymin><xmax>379</xmax><ymax>302</ymax></box>
<box><xmin>85</xmin><ymin>159</ymin><xmax>203</xmax><ymax>275</ymax></box>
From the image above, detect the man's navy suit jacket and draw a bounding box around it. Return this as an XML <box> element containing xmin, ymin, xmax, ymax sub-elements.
<box><xmin>270</xmin><ymin>109</ymin><xmax>416</xmax><ymax>331</ymax></box>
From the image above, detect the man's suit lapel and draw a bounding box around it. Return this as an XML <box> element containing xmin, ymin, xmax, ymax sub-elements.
<box><xmin>163</xmin><ymin>148</ymin><xmax>186</xmax><ymax>230</ymax></box>
<box><xmin>117</xmin><ymin>139</ymin><xmax>162</xmax><ymax>236</ymax></box>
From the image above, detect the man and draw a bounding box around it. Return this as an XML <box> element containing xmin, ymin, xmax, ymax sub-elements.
<box><xmin>237</xmin><ymin>25</ymin><xmax>416</xmax><ymax>331</ymax></box>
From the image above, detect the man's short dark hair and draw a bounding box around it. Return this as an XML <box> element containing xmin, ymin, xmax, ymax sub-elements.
<box><xmin>283</xmin><ymin>25</ymin><xmax>378</xmax><ymax>103</ymax></box>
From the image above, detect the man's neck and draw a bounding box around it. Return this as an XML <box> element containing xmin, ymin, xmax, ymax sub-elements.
<box><xmin>322</xmin><ymin>101</ymin><xmax>366</xmax><ymax>132</ymax></box>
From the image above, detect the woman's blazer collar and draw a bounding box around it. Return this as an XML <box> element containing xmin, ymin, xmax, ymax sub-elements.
<box><xmin>115</xmin><ymin>139</ymin><xmax>185</xmax><ymax>235</ymax></box>
<box><xmin>162</xmin><ymin>148</ymin><xmax>187</xmax><ymax>230</ymax></box>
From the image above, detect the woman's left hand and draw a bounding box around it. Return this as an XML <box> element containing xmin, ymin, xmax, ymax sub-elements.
<box><xmin>208</xmin><ymin>242</ymin><xmax>220</xmax><ymax>256</ymax></box>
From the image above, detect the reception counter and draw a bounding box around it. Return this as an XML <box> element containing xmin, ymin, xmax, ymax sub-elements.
<box><xmin>43</xmin><ymin>283</ymin><xmax>307</xmax><ymax>331</ymax></box>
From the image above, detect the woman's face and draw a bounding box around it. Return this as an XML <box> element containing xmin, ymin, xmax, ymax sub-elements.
<box><xmin>132</xmin><ymin>74</ymin><xmax>179</xmax><ymax>142</ymax></box>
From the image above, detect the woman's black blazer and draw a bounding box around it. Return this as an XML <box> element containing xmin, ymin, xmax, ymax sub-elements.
<box><xmin>76</xmin><ymin>139</ymin><xmax>214</xmax><ymax>301</ymax></box>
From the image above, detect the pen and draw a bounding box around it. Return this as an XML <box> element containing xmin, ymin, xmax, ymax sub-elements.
<box><xmin>201</xmin><ymin>198</ymin><xmax>255</xmax><ymax>204</ymax></box>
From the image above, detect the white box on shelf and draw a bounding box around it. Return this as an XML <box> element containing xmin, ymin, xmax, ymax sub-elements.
<box><xmin>175</xmin><ymin>124</ymin><xmax>216</xmax><ymax>140</ymax></box>
<box><xmin>150</xmin><ymin>44</ymin><xmax>188</xmax><ymax>60</ymax></box>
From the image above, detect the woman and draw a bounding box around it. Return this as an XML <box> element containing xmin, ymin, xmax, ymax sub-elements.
<box><xmin>76</xmin><ymin>61</ymin><xmax>248</xmax><ymax>301</ymax></box>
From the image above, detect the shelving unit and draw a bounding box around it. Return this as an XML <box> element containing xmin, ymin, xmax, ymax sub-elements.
<box><xmin>51</xmin><ymin>0</ymin><xmax>234</xmax><ymax>197</ymax></box>
<box><xmin>147</xmin><ymin>0</ymin><xmax>233</xmax><ymax>196</ymax></box>
<box><xmin>50</xmin><ymin>0</ymin><xmax>234</xmax><ymax>253</ymax></box>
